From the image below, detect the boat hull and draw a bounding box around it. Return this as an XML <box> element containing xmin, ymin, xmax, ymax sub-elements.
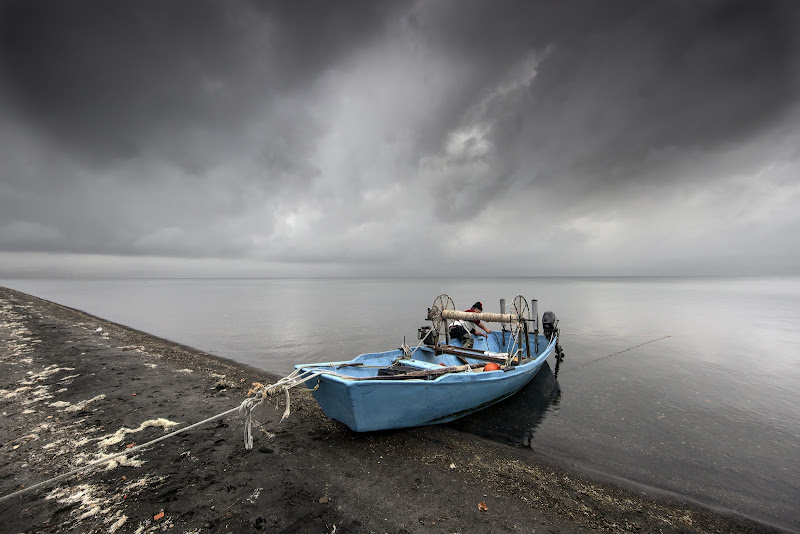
<box><xmin>298</xmin><ymin>334</ymin><xmax>556</xmax><ymax>432</ymax></box>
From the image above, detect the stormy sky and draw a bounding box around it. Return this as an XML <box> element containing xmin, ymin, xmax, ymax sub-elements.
<box><xmin>1</xmin><ymin>0</ymin><xmax>799</xmax><ymax>278</ymax></box>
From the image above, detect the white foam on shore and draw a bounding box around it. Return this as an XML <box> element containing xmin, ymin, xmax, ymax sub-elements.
<box><xmin>0</xmin><ymin>386</ymin><xmax>32</xmax><ymax>399</ymax></box>
<box><xmin>97</xmin><ymin>418</ymin><xmax>179</xmax><ymax>449</ymax></box>
<box><xmin>64</xmin><ymin>394</ymin><xmax>106</xmax><ymax>413</ymax></box>
<box><xmin>1</xmin><ymin>296</ymin><xmax>169</xmax><ymax>533</ymax></box>
<box><xmin>22</xmin><ymin>365</ymin><xmax>76</xmax><ymax>382</ymax></box>
<box><xmin>0</xmin><ymin>302</ymin><xmax>38</xmax><ymax>362</ymax></box>
<box><xmin>100</xmin><ymin>453</ymin><xmax>144</xmax><ymax>469</ymax></box>
<box><xmin>59</xmin><ymin>373</ymin><xmax>81</xmax><ymax>382</ymax></box>
<box><xmin>45</xmin><ymin>482</ymin><xmax>135</xmax><ymax>531</ymax></box>
<box><xmin>118</xmin><ymin>345</ymin><xmax>146</xmax><ymax>352</ymax></box>
<box><xmin>107</xmin><ymin>513</ymin><xmax>128</xmax><ymax>533</ymax></box>
<box><xmin>22</xmin><ymin>385</ymin><xmax>53</xmax><ymax>404</ymax></box>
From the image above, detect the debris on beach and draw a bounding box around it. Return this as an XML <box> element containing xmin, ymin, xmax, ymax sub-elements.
<box><xmin>214</xmin><ymin>378</ymin><xmax>237</xmax><ymax>389</ymax></box>
<box><xmin>97</xmin><ymin>418</ymin><xmax>179</xmax><ymax>449</ymax></box>
<box><xmin>64</xmin><ymin>394</ymin><xmax>105</xmax><ymax>413</ymax></box>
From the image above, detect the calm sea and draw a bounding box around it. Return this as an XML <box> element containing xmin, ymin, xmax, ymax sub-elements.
<box><xmin>2</xmin><ymin>277</ymin><xmax>798</xmax><ymax>531</ymax></box>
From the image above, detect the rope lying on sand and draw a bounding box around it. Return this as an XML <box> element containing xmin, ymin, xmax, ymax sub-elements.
<box><xmin>0</xmin><ymin>369</ymin><xmax>326</xmax><ymax>504</ymax></box>
<box><xmin>0</xmin><ymin>406</ymin><xmax>241</xmax><ymax>504</ymax></box>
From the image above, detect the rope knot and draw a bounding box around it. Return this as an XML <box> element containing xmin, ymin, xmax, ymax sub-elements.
<box><xmin>264</xmin><ymin>385</ymin><xmax>283</xmax><ymax>398</ymax></box>
<box><xmin>238</xmin><ymin>396</ymin><xmax>264</xmax><ymax>450</ymax></box>
<box><xmin>237</xmin><ymin>369</ymin><xmax>329</xmax><ymax>449</ymax></box>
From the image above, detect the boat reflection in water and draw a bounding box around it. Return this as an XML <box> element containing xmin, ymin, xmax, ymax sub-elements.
<box><xmin>446</xmin><ymin>359</ymin><xmax>561</xmax><ymax>447</ymax></box>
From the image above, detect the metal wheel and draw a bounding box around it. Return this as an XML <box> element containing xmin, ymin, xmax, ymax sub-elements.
<box><xmin>429</xmin><ymin>294</ymin><xmax>456</xmax><ymax>334</ymax></box>
<box><xmin>509</xmin><ymin>295</ymin><xmax>531</xmax><ymax>361</ymax></box>
<box><xmin>510</xmin><ymin>295</ymin><xmax>530</xmax><ymax>324</ymax></box>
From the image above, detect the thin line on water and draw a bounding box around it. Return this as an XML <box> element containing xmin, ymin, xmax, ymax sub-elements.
<box><xmin>561</xmin><ymin>335</ymin><xmax>671</xmax><ymax>374</ymax></box>
<box><xmin>566</xmin><ymin>333</ymin><xmax>671</xmax><ymax>338</ymax></box>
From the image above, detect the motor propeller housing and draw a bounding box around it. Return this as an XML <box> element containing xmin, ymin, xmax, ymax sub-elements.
<box><xmin>542</xmin><ymin>311</ymin><xmax>559</xmax><ymax>341</ymax></box>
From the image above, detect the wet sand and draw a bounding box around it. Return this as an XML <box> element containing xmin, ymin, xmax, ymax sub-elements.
<box><xmin>0</xmin><ymin>286</ymin><xmax>782</xmax><ymax>533</ymax></box>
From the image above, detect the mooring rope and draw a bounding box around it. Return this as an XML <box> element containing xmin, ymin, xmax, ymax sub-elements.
<box><xmin>0</xmin><ymin>368</ymin><xmax>329</xmax><ymax>504</ymax></box>
<box><xmin>239</xmin><ymin>368</ymin><xmax>329</xmax><ymax>449</ymax></box>
<box><xmin>0</xmin><ymin>405</ymin><xmax>241</xmax><ymax>504</ymax></box>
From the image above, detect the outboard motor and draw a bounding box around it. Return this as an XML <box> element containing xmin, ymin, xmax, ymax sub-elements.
<box><xmin>542</xmin><ymin>311</ymin><xmax>558</xmax><ymax>342</ymax></box>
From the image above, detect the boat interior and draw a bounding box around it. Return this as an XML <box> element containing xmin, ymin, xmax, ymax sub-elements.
<box><xmin>308</xmin><ymin>330</ymin><xmax>552</xmax><ymax>380</ymax></box>
<box><xmin>299</xmin><ymin>293</ymin><xmax>560</xmax><ymax>380</ymax></box>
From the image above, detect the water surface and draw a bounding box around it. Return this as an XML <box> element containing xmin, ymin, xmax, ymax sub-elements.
<box><xmin>2</xmin><ymin>277</ymin><xmax>798</xmax><ymax>531</ymax></box>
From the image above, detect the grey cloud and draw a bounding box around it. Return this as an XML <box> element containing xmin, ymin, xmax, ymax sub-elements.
<box><xmin>1</xmin><ymin>0</ymin><xmax>799</xmax><ymax>276</ymax></box>
<box><xmin>418</xmin><ymin>0</ymin><xmax>800</xmax><ymax>214</ymax></box>
<box><xmin>1</xmin><ymin>1</ymin><xmax>256</xmax><ymax>163</ymax></box>
<box><xmin>0</xmin><ymin>0</ymin><xmax>400</xmax><ymax>167</ymax></box>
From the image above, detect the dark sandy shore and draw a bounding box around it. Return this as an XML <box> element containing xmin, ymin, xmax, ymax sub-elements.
<box><xmin>0</xmin><ymin>286</ymin><xmax>782</xmax><ymax>534</ymax></box>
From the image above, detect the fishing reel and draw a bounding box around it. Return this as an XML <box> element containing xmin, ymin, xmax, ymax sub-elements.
<box><xmin>510</xmin><ymin>295</ymin><xmax>531</xmax><ymax>324</ymax></box>
<box><xmin>425</xmin><ymin>294</ymin><xmax>456</xmax><ymax>344</ymax></box>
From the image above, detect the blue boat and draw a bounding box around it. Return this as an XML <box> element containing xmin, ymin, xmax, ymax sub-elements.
<box><xmin>296</xmin><ymin>295</ymin><xmax>561</xmax><ymax>432</ymax></box>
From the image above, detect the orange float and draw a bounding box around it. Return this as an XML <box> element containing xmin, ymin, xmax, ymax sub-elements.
<box><xmin>483</xmin><ymin>362</ymin><xmax>501</xmax><ymax>372</ymax></box>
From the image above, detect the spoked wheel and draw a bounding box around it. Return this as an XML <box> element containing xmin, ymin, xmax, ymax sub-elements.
<box><xmin>429</xmin><ymin>294</ymin><xmax>456</xmax><ymax>340</ymax></box>
<box><xmin>509</xmin><ymin>295</ymin><xmax>531</xmax><ymax>360</ymax></box>
<box><xmin>510</xmin><ymin>295</ymin><xmax>530</xmax><ymax>324</ymax></box>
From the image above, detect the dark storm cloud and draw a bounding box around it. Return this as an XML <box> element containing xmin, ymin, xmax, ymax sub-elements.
<box><xmin>3</xmin><ymin>0</ymin><xmax>796</xmax><ymax>176</ymax></box>
<box><xmin>521</xmin><ymin>0</ymin><xmax>799</xmax><ymax>171</ymax></box>
<box><xmin>409</xmin><ymin>0</ymin><xmax>800</xmax><ymax>219</ymax></box>
<box><xmin>1</xmin><ymin>1</ymin><xmax>248</xmax><ymax>163</ymax></box>
<box><xmin>0</xmin><ymin>0</ymin><xmax>400</xmax><ymax>166</ymax></box>
<box><xmin>1</xmin><ymin>0</ymin><xmax>799</xmax><ymax>276</ymax></box>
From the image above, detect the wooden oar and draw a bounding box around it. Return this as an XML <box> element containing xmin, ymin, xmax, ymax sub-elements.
<box><xmin>350</xmin><ymin>363</ymin><xmax>484</xmax><ymax>381</ymax></box>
